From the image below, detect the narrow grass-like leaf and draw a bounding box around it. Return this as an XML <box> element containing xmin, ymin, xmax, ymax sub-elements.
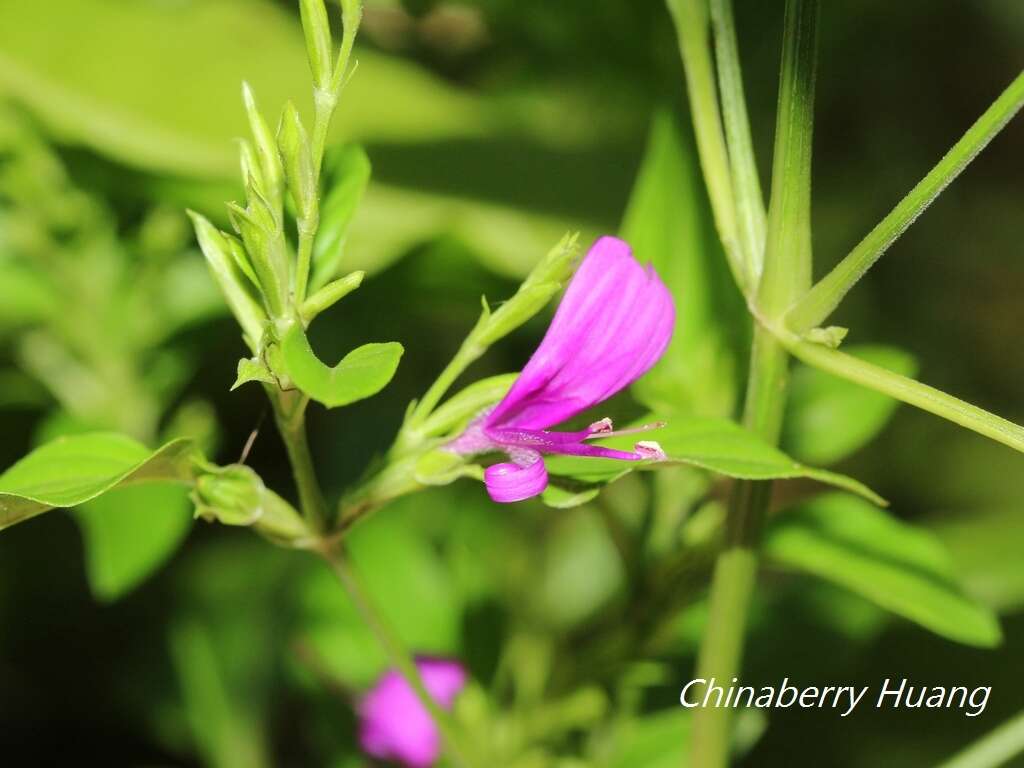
<box><xmin>784</xmin><ymin>334</ymin><xmax>1024</xmax><ymax>455</ymax></box>
<box><xmin>788</xmin><ymin>70</ymin><xmax>1024</xmax><ymax>331</ymax></box>
<box><xmin>765</xmin><ymin>493</ymin><xmax>1002</xmax><ymax>647</ymax></box>
<box><xmin>0</xmin><ymin>433</ymin><xmax>195</xmax><ymax>530</ymax></box>
<box><xmin>710</xmin><ymin>0</ymin><xmax>766</xmax><ymax>277</ymax></box>
<box><xmin>280</xmin><ymin>325</ymin><xmax>403</xmax><ymax>408</ymax></box>
<box><xmin>665</xmin><ymin>0</ymin><xmax>749</xmax><ymax>294</ymax></box>
<box><xmin>758</xmin><ymin>0</ymin><xmax>819</xmax><ymax>316</ymax></box>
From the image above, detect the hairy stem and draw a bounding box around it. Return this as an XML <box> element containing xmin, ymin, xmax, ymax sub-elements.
<box><xmin>781</xmin><ymin>333</ymin><xmax>1024</xmax><ymax>454</ymax></box>
<box><xmin>787</xmin><ymin>70</ymin><xmax>1024</xmax><ymax>332</ymax></box>
<box><xmin>320</xmin><ymin>544</ymin><xmax>475</xmax><ymax>768</ymax></box>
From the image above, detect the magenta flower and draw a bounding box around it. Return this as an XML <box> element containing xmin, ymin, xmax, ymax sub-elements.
<box><xmin>448</xmin><ymin>236</ymin><xmax>675</xmax><ymax>502</ymax></box>
<box><xmin>358</xmin><ymin>658</ymin><xmax>467</xmax><ymax>767</ymax></box>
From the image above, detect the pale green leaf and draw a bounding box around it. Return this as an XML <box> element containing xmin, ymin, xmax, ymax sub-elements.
<box><xmin>279</xmin><ymin>326</ymin><xmax>403</xmax><ymax>409</ymax></box>
<box><xmin>764</xmin><ymin>493</ymin><xmax>1002</xmax><ymax>647</ymax></box>
<box><xmin>74</xmin><ymin>483</ymin><xmax>192</xmax><ymax>601</ymax></box>
<box><xmin>544</xmin><ymin>416</ymin><xmax>884</xmax><ymax>505</ymax></box>
<box><xmin>784</xmin><ymin>344</ymin><xmax>917</xmax><ymax>465</ymax></box>
<box><xmin>0</xmin><ymin>433</ymin><xmax>195</xmax><ymax>530</ymax></box>
<box><xmin>622</xmin><ymin>110</ymin><xmax>747</xmax><ymax>418</ymax></box>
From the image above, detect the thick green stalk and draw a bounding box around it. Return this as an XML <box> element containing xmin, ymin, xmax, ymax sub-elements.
<box><xmin>666</xmin><ymin>0</ymin><xmax>750</xmax><ymax>295</ymax></box>
<box><xmin>690</xmin><ymin>2</ymin><xmax>816</xmax><ymax>765</ymax></box>
<box><xmin>782</xmin><ymin>334</ymin><xmax>1024</xmax><ymax>453</ymax></box>
<box><xmin>787</xmin><ymin>70</ymin><xmax>1024</xmax><ymax>332</ymax></box>
<box><xmin>710</xmin><ymin>0</ymin><xmax>766</xmax><ymax>278</ymax></box>
<box><xmin>321</xmin><ymin>544</ymin><xmax>475</xmax><ymax>768</ymax></box>
<box><xmin>689</xmin><ymin>327</ymin><xmax>787</xmax><ymax>768</ymax></box>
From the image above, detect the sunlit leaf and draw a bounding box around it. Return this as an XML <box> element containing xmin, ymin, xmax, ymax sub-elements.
<box><xmin>74</xmin><ymin>483</ymin><xmax>192</xmax><ymax>602</ymax></box>
<box><xmin>784</xmin><ymin>344</ymin><xmax>917</xmax><ymax>465</ymax></box>
<box><xmin>544</xmin><ymin>416</ymin><xmax>884</xmax><ymax>505</ymax></box>
<box><xmin>279</xmin><ymin>325</ymin><xmax>403</xmax><ymax>409</ymax></box>
<box><xmin>0</xmin><ymin>432</ymin><xmax>195</xmax><ymax>530</ymax></box>
<box><xmin>0</xmin><ymin>0</ymin><xmax>491</xmax><ymax>177</ymax></box>
<box><xmin>765</xmin><ymin>493</ymin><xmax>1002</xmax><ymax>648</ymax></box>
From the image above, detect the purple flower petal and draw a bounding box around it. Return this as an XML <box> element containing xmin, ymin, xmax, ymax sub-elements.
<box><xmin>486</xmin><ymin>236</ymin><xmax>674</xmax><ymax>431</ymax></box>
<box><xmin>358</xmin><ymin>658</ymin><xmax>467</xmax><ymax>767</ymax></box>
<box><xmin>483</xmin><ymin>450</ymin><xmax>548</xmax><ymax>502</ymax></box>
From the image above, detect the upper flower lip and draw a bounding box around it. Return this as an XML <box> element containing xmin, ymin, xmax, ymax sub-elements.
<box><xmin>485</xmin><ymin>235</ymin><xmax>675</xmax><ymax>433</ymax></box>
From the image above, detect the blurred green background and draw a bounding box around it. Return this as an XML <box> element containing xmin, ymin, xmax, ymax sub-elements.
<box><xmin>1</xmin><ymin>1</ymin><xmax>1022</xmax><ymax>766</ymax></box>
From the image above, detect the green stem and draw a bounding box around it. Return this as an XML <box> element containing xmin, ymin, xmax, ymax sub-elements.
<box><xmin>787</xmin><ymin>69</ymin><xmax>1024</xmax><ymax>332</ymax></box>
<box><xmin>270</xmin><ymin>388</ymin><xmax>329</xmax><ymax>531</ymax></box>
<box><xmin>295</xmin><ymin>0</ymin><xmax>361</xmax><ymax>302</ymax></box>
<box><xmin>781</xmin><ymin>333</ymin><xmax>1024</xmax><ymax>454</ymax></box>
<box><xmin>938</xmin><ymin>709</ymin><xmax>1024</xmax><ymax>768</ymax></box>
<box><xmin>709</xmin><ymin>0</ymin><xmax>766</xmax><ymax>277</ymax></box>
<box><xmin>320</xmin><ymin>544</ymin><xmax>475</xmax><ymax>768</ymax></box>
<box><xmin>689</xmin><ymin>326</ymin><xmax>788</xmax><ymax>768</ymax></box>
<box><xmin>666</xmin><ymin>0</ymin><xmax>750</xmax><ymax>295</ymax></box>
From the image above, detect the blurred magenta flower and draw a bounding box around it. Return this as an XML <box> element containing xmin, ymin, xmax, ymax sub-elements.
<box><xmin>358</xmin><ymin>658</ymin><xmax>467</xmax><ymax>767</ymax></box>
<box><xmin>448</xmin><ymin>236</ymin><xmax>674</xmax><ymax>502</ymax></box>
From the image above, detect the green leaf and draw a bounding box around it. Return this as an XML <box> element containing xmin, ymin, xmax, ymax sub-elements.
<box><xmin>74</xmin><ymin>483</ymin><xmax>192</xmax><ymax>601</ymax></box>
<box><xmin>621</xmin><ymin>110</ymin><xmax>746</xmax><ymax>418</ymax></box>
<box><xmin>279</xmin><ymin>325</ymin><xmax>403</xmax><ymax>409</ymax></box>
<box><xmin>783</xmin><ymin>344</ymin><xmax>917</xmax><ymax>465</ymax></box>
<box><xmin>544</xmin><ymin>416</ymin><xmax>884</xmax><ymax>505</ymax></box>
<box><xmin>0</xmin><ymin>0</ymin><xmax>491</xmax><ymax>177</ymax></box>
<box><xmin>0</xmin><ymin>433</ymin><xmax>195</xmax><ymax>530</ymax></box>
<box><xmin>764</xmin><ymin>493</ymin><xmax>1002</xmax><ymax>647</ymax></box>
<box><xmin>232</xmin><ymin>357</ymin><xmax>275</xmax><ymax>391</ymax></box>
<box><xmin>311</xmin><ymin>145</ymin><xmax>371</xmax><ymax>291</ymax></box>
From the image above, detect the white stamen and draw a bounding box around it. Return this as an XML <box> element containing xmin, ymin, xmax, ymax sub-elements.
<box><xmin>635</xmin><ymin>440</ymin><xmax>666</xmax><ymax>460</ymax></box>
<box><xmin>588</xmin><ymin>417</ymin><xmax>614</xmax><ymax>434</ymax></box>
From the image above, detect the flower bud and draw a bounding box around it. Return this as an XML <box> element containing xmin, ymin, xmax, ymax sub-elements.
<box><xmin>299</xmin><ymin>0</ymin><xmax>334</xmax><ymax>90</ymax></box>
<box><xmin>278</xmin><ymin>102</ymin><xmax>317</xmax><ymax>223</ymax></box>
<box><xmin>241</xmin><ymin>82</ymin><xmax>284</xmax><ymax>211</ymax></box>
<box><xmin>188</xmin><ymin>211</ymin><xmax>266</xmax><ymax>347</ymax></box>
